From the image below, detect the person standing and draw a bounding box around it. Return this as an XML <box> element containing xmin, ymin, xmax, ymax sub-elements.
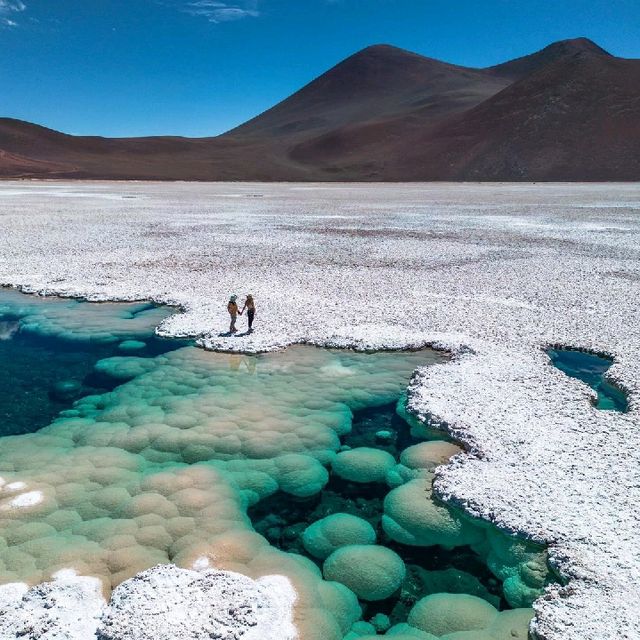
<box><xmin>241</xmin><ymin>294</ymin><xmax>256</xmax><ymax>332</ymax></box>
<box><xmin>227</xmin><ymin>295</ymin><xmax>239</xmax><ymax>333</ymax></box>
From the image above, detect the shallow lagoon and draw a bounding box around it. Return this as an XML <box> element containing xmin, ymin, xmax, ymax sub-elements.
<box><xmin>0</xmin><ymin>290</ymin><xmax>550</xmax><ymax>639</ymax></box>
<box><xmin>548</xmin><ymin>348</ymin><xmax>628</xmax><ymax>412</ymax></box>
<box><xmin>0</xmin><ymin>291</ymin><xmax>190</xmax><ymax>436</ymax></box>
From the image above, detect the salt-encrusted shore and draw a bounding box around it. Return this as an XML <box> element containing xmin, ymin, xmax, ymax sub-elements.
<box><xmin>0</xmin><ymin>565</ymin><xmax>296</xmax><ymax>639</ymax></box>
<box><xmin>0</xmin><ymin>181</ymin><xmax>639</xmax><ymax>639</ymax></box>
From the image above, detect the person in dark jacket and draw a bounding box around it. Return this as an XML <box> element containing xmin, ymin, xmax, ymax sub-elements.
<box><xmin>240</xmin><ymin>294</ymin><xmax>256</xmax><ymax>332</ymax></box>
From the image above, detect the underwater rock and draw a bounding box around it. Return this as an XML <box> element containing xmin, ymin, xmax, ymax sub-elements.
<box><xmin>407</xmin><ymin>567</ymin><xmax>501</xmax><ymax>608</ymax></box>
<box><xmin>480</xmin><ymin>530</ymin><xmax>549</xmax><ymax>608</ymax></box>
<box><xmin>274</xmin><ymin>454</ymin><xmax>330</xmax><ymax>498</ymax></box>
<box><xmin>50</xmin><ymin>380</ymin><xmax>83</xmax><ymax>401</ymax></box>
<box><xmin>118</xmin><ymin>340</ymin><xmax>146</xmax><ymax>352</ymax></box>
<box><xmin>343</xmin><ymin>621</ymin><xmax>377</xmax><ymax>639</ymax></box>
<box><xmin>435</xmin><ymin>607</ymin><xmax>533</xmax><ymax>639</ymax></box>
<box><xmin>369</xmin><ymin>612</ymin><xmax>391</xmax><ymax>633</ymax></box>
<box><xmin>400</xmin><ymin>441</ymin><xmax>461</xmax><ymax>472</ymax></box>
<box><xmin>323</xmin><ymin>545</ymin><xmax>406</xmax><ymax>601</ymax></box>
<box><xmin>386</xmin><ymin>623</ymin><xmax>438</xmax><ymax>639</ymax></box>
<box><xmin>385</xmin><ymin>440</ymin><xmax>459</xmax><ymax>488</ymax></box>
<box><xmin>486</xmin><ymin>608</ymin><xmax>534</xmax><ymax>640</ymax></box>
<box><xmin>382</xmin><ymin>479</ymin><xmax>483</xmax><ymax>548</ymax></box>
<box><xmin>332</xmin><ymin>447</ymin><xmax>396</xmax><ymax>484</ymax></box>
<box><xmin>302</xmin><ymin>513</ymin><xmax>377</xmax><ymax>560</ymax></box>
<box><xmin>96</xmin><ymin>564</ymin><xmax>296</xmax><ymax>640</ymax></box>
<box><xmin>407</xmin><ymin>593</ymin><xmax>498</xmax><ymax>636</ymax></box>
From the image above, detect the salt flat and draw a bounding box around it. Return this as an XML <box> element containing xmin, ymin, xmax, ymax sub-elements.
<box><xmin>0</xmin><ymin>181</ymin><xmax>639</xmax><ymax>639</ymax></box>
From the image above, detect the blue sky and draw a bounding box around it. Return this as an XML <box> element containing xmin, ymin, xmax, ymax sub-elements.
<box><xmin>1</xmin><ymin>0</ymin><xmax>638</xmax><ymax>137</ymax></box>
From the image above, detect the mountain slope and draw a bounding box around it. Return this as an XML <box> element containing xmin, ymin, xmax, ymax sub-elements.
<box><xmin>486</xmin><ymin>37</ymin><xmax>611</xmax><ymax>80</ymax></box>
<box><xmin>229</xmin><ymin>44</ymin><xmax>510</xmax><ymax>139</ymax></box>
<box><xmin>0</xmin><ymin>38</ymin><xmax>638</xmax><ymax>181</ymax></box>
<box><xmin>280</xmin><ymin>41</ymin><xmax>640</xmax><ymax>181</ymax></box>
<box><xmin>392</xmin><ymin>49</ymin><xmax>640</xmax><ymax>180</ymax></box>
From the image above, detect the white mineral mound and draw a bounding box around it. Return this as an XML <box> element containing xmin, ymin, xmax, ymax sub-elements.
<box><xmin>0</xmin><ymin>564</ymin><xmax>296</xmax><ymax>640</ymax></box>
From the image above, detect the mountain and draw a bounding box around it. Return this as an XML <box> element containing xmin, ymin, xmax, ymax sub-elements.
<box><xmin>230</xmin><ymin>44</ymin><xmax>510</xmax><ymax>139</ymax></box>
<box><xmin>486</xmin><ymin>37</ymin><xmax>611</xmax><ymax>80</ymax></box>
<box><xmin>1</xmin><ymin>38</ymin><xmax>638</xmax><ymax>181</ymax></box>
<box><xmin>394</xmin><ymin>48</ymin><xmax>640</xmax><ymax>181</ymax></box>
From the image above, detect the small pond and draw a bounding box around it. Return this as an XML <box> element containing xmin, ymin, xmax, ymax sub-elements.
<box><xmin>548</xmin><ymin>348</ymin><xmax>629</xmax><ymax>412</ymax></box>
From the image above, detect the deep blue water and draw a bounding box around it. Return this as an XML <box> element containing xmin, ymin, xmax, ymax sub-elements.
<box><xmin>547</xmin><ymin>348</ymin><xmax>629</xmax><ymax>412</ymax></box>
<box><xmin>0</xmin><ymin>313</ymin><xmax>190</xmax><ymax>437</ymax></box>
<box><xmin>249</xmin><ymin>401</ymin><xmax>507</xmax><ymax>624</ymax></box>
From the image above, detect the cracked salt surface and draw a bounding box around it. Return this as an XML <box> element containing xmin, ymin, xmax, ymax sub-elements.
<box><xmin>0</xmin><ymin>181</ymin><xmax>639</xmax><ymax>639</ymax></box>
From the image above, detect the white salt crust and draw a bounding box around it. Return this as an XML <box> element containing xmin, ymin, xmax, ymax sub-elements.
<box><xmin>0</xmin><ymin>181</ymin><xmax>639</xmax><ymax>639</ymax></box>
<box><xmin>0</xmin><ymin>564</ymin><xmax>296</xmax><ymax>640</ymax></box>
<box><xmin>0</xmin><ymin>572</ymin><xmax>104</xmax><ymax>640</ymax></box>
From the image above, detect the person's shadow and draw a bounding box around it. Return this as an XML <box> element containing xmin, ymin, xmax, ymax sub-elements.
<box><xmin>217</xmin><ymin>330</ymin><xmax>252</xmax><ymax>337</ymax></box>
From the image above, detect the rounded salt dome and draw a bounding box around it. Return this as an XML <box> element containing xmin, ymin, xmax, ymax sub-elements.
<box><xmin>302</xmin><ymin>513</ymin><xmax>376</xmax><ymax>560</ymax></box>
<box><xmin>323</xmin><ymin>544</ymin><xmax>406</xmax><ymax>601</ymax></box>
<box><xmin>407</xmin><ymin>593</ymin><xmax>498</xmax><ymax>636</ymax></box>
<box><xmin>332</xmin><ymin>447</ymin><xmax>396</xmax><ymax>483</ymax></box>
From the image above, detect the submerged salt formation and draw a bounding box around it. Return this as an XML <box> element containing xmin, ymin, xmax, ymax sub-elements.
<box><xmin>323</xmin><ymin>545</ymin><xmax>406</xmax><ymax>601</ymax></box>
<box><xmin>0</xmin><ymin>290</ymin><xmax>551</xmax><ymax>639</ymax></box>
<box><xmin>302</xmin><ymin>514</ymin><xmax>377</xmax><ymax>560</ymax></box>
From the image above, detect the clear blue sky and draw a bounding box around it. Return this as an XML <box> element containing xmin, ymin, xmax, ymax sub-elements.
<box><xmin>1</xmin><ymin>0</ymin><xmax>638</xmax><ymax>137</ymax></box>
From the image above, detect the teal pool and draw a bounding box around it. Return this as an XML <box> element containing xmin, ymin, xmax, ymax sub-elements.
<box><xmin>0</xmin><ymin>289</ymin><xmax>549</xmax><ymax>640</ymax></box>
<box><xmin>547</xmin><ymin>348</ymin><xmax>629</xmax><ymax>412</ymax></box>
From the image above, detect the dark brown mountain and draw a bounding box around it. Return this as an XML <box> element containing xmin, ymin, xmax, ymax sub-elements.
<box><xmin>396</xmin><ymin>48</ymin><xmax>640</xmax><ymax>180</ymax></box>
<box><xmin>230</xmin><ymin>44</ymin><xmax>510</xmax><ymax>139</ymax></box>
<box><xmin>1</xmin><ymin>38</ymin><xmax>638</xmax><ymax>181</ymax></box>
<box><xmin>486</xmin><ymin>37</ymin><xmax>611</xmax><ymax>80</ymax></box>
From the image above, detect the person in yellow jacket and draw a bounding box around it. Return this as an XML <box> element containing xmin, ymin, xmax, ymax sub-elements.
<box><xmin>227</xmin><ymin>295</ymin><xmax>239</xmax><ymax>333</ymax></box>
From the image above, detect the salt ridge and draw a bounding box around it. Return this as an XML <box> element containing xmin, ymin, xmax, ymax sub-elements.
<box><xmin>0</xmin><ymin>180</ymin><xmax>639</xmax><ymax>639</ymax></box>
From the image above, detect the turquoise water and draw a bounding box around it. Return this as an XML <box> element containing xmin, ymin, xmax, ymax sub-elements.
<box><xmin>0</xmin><ymin>306</ymin><xmax>189</xmax><ymax>437</ymax></box>
<box><xmin>547</xmin><ymin>348</ymin><xmax>629</xmax><ymax>412</ymax></box>
<box><xmin>0</xmin><ymin>289</ymin><xmax>548</xmax><ymax>640</ymax></box>
<box><xmin>250</xmin><ymin>404</ymin><xmax>508</xmax><ymax>625</ymax></box>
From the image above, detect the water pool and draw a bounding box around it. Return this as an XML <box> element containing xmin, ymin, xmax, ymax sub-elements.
<box><xmin>0</xmin><ymin>289</ymin><xmax>550</xmax><ymax>640</ymax></box>
<box><xmin>547</xmin><ymin>348</ymin><xmax>628</xmax><ymax>412</ymax></box>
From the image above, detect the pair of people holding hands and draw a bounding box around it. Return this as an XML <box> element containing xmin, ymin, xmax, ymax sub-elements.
<box><xmin>227</xmin><ymin>294</ymin><xmax>255</xmax><ymax>334</ymax></box>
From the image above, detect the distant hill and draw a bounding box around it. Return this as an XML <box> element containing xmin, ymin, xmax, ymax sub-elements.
<box><xmin>1</xmin><ymin>38</ymin><xmax>638</xmax><ymax>181</ymax></box>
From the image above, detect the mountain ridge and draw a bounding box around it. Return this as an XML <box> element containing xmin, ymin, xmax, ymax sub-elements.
<box><xmin>1</xmin><ymin>37</ymin><xmax>638</xmax><ymax>181</ymax></box>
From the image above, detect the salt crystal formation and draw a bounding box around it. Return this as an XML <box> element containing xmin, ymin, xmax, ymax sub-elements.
<box><xmin>0</xmin><ymin>181</ymin><xmax>639</xmax><ymax>639</ymax></box>
<box><xmin>0</xmin><ymin>572</ymin><xmax>104</xmax><ymax>640</ymax></box>
<box><xmin>97</xmin><ymin>565</ymin><xmax>296</xmax><ymax>640</ymax></box>
<box><xmin>0</xmin><ymin>291</ymin><xmax>546</xmax><ymax>639</ymax></box>
<box><xmin>0</xmin><ymin>565</ymin><xmax>296</xmax><ymax>640</ymax></box>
